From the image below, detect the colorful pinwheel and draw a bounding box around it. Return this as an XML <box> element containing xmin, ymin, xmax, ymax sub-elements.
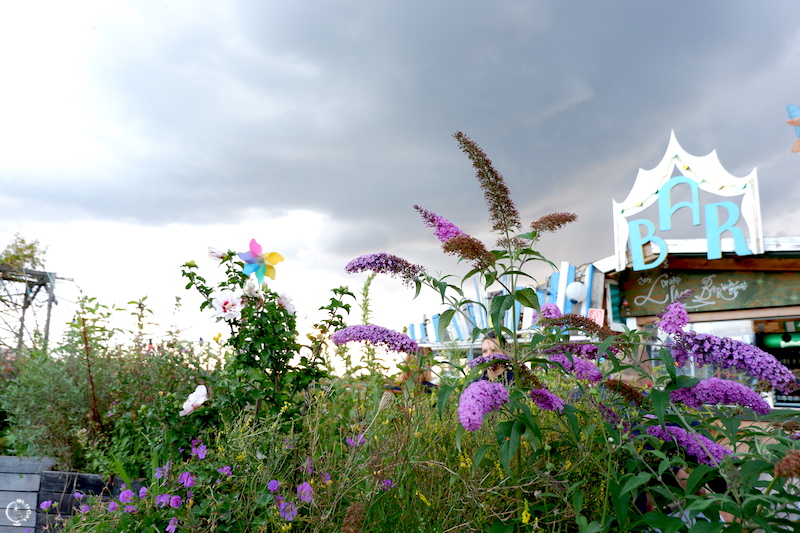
<box><xmin>238</xmin><ymin>239</ymin><xmax>284</xmax><ymax>283</ymax></box>
<box><xmin>787</xmin><ymin>105</ymin><xmax>800</xmax><ymax>153</ymax></box>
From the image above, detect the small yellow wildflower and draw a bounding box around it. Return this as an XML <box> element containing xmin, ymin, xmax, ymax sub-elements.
<box><xmin>213</xmin><ymin>332</ymin><xmax>222</xmax><ymax>344</ymax></box>
<box><xmin>521</xmin><ymin>501</ymin><xmax>530</xmax><ymax>524</ymax></box>
<box><xmin>416</xmin><ymin>491</ymin><xmax>431</xmax><ymax>507</ymax></box>
<box><xmin>236</xmin><ymin>453</ymin><xmax>245</xmax><ymax>462</ymax></box>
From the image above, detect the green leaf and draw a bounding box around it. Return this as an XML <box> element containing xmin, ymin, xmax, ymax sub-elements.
<box><xmin>642</xmin><ymin>512</ymin><xmax>685</xmax><ymax>533</ymax></box>
<box><xmin>489</xmin><ymin>294</ymin><xmax>514</xmax><ymax>331</ymax></box>
<box><xmin>471</xmin><ymin>444</ymin><xmax>492</xmax><ymax>476</ymax></box>
<box><xmin>684</xmin><ymin>464</ymin><xmax>716</xmax><ymax>496</ymax></box>
<box><xmin>650</xmin><ymin>388</ymin><xmax>670</xmax><ymax>428</ymax></box>
<box><xmin>498</xmin><ymin>420</ymin><xmax>523</xmax><ymax>476</ymax></box>
<box><xmin>659</xmin><ymin>346</ymin><xmax>677</xmax><ymax>381</ymax></box>
<box><xmin>514</xmin><ymin>287</ymin><xmax>540</xmax><ymax>310</ymax></box>
<box><xmin>437</xmin><ymin>383</ymin><xmax>457</xmax><ymax>418</ymax></box>
<box><xmin>620</xmin><ymin>472</ymin><xmax>652</xmax><ymax>496</ymax></box>
<box><xmin>438</xmin><ymin>309</ymin><xmax>456</xmax><ymax>342</ymax></box>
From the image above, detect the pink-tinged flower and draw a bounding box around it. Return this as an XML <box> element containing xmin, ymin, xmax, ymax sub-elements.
<box><xmin>457</xmin><ymin>380</ymin><xmax>509</xmax><ymax>431</ymax></box>
<box><xmin>238</xmin><ymin>239</ymin><xmax>284</xmax><ymax>284</ymax></box>
<box><xmin>179</xmin><ymin>385</ymin><xmax>208</xmax><ymax>416</ymax></box>
<box><xmin>540</xmin><ymin>303</ymin><xmax>562</xmax><ymax>319</ymax></box>
<box><xmin>119</xmin><ymin>489</ymin><xmax>134</xmax><ymax>503</ymax></box>
<box><xmin>39</xmin><ymin>500</ymin><xmax>54</xmax><ymax>511</ymax></box>
<box><xmin>169</xmin><ymin>495</ymin><xmax>182</xmax><ymax>509</ymax></box>
<box><xmin>268</xmin><ymin>480</ymin><xmax>280</xmax><ymax>493</ymax></box>
<box><xmin>156</xmin><ymin>494</ymin><xmax>170</xmax><ymax>508</ymax></box>
<box><xmin>297</xmin><ymin>482</ymin><xmax>313</xmax><ymax>503</ymax></box>
<box><xmin>529</xmin><ymin>388</ymin><xmax>565</xmax><ymax>413</ymax></box>
<box><xmin>413</xmin><ymin>205</ymin><xmax>464</xmax><ymax>243</ymax></box>
<box><xmin>657</xmin><ymin>301</ymin><xmax>689</xmax><ymax>335</ymax></box>
<box><xmin>211</xmin><ymin>291</ymin><xmax>243</xmax><ymax>320</ymax></box>
<box><xmin>108</xmin><ymin>501</ymin><xmax>118</xmax><ymax>512</ymax></box>
<box><xmin>277</xmin><ymin>293</ymin><xmax>296</xmax><ymax>315</ymax></box>
<box><xmin>243</xmin><ymin>279</ymin><xmax>262</xmax><ymax>299</ymax></box>
<box><xmin>178</xmin><ymin>471</ymin><xmax>195</xmax><ymax>488</ymax></box>
<box><xmin>331</xmin><ymin>324</ymin><xmax>418</xmax><ymax>354</ymax></box>
<box><xmin>165</xmin><ymin>517</ymin><xmax>179</xmax><ymax>533</ymax></box>
<box><xmin>208</xmin><ymin>247</ymin><xmax>225</xmax><ymax>260</ymax></box>
<box><xmin>345</xmin><ymin>433</ymin><xmax>366</xmax><ymax>447</ymax></box>
<box><xmin>670</xmin><ymin>377</ymin><xmax>771</xmax><ymax>414</ymax></box>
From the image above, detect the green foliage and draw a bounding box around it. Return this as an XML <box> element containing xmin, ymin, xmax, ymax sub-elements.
<box><xmin>0</xmin><ymin>232</ymin><xmax>46</xmax><ymax>271</ymax></box>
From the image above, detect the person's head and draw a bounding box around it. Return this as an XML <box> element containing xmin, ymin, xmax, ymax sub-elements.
<box><xmin>481</xmin><ymin>331</ymin><xmax>507</xmax><ymax>357</ymax></box>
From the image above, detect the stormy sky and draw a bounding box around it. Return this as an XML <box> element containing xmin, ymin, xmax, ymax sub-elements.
<box><xmin>2</xmin><ymin>1</ymin><xmax>800</xmax><ymax>344</ymax></box>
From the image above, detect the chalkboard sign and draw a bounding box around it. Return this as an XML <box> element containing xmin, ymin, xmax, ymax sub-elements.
<box><xmin>619</xmin><ymin>269</ymin><xmax>800</xmax><ymax>317</ymax></box>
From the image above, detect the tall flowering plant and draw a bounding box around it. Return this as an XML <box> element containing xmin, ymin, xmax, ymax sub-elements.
<box><xmin>341</xmin><ymin>132</ymin><xmax>800</xmax><ymax>532</ymax></box>
<box><xmin>182</xmin><ymin>239</ymin><xmax>327</xmax><ymax>419</ymax></box>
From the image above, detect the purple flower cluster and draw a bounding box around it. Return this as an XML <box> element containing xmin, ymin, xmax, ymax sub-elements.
<box><xmin>646</xmin><ymin>425</ymin><xmax>733</xmax><ymax>466</ymax></box>
<box><xmin>190</xmin><ymin>438</ymin><xmax>207</xmax><ymax>459</ymax></box>
<box><xmin>457</xmin><ymin>380</ymin><xmax>510</xmax><ymax>431</ymax></box>
<box><xmin>346</xmin><ymin>433</ymin><xmax>366</xmax><ymax>447</ymax></box>
<box><xmin>331</xmin><ymin>324</ymin><xmax>418</xmax><ymax>354</ymax></box>
<box><xmin>344</xmin><ymin>253</ymin><xmax>423</xmax><ymax>286</ymax></box>
<box><xmin>657</xmin><ymin>301</ymin><xmax>689</xmax><ymax>335</ymax></box>
<box><xmin>277</xmin><ymin>499</ymin><xmax>298</xmax><ymax>521</ymax></box>
<box><xmin>549</xmin><ymin>353</ymin><xmax>603</xmax><ymax>383</ymax></box>
<box><xmin>540</xmin><ymin>303</ymin><xmax>562</xmax><ymax>319</ymax></box>
<box><xmin>670</xmin><ymin>377</ymin><xmax>771</xmax><ymax>414</ymax></box>
<box><xmin>672</xmin><ymin>331</ymin><xmax>798</xmax><ymax>393</ymax></box>
<box><xmin>468</xmin><ymin>352</ymin><xmax>511</xmax><ymax>368</ymax></box>
<box><xmin>413</xmin><ymin>205</ymin><xmax>464</xmax><ymax>243</ymax></box>
<box><xmin>529</xmin><ymin>388</ymin><xmax>565</xmax><ymax>413</ymax></box>
<box><xmin>381</xmin><ymin>479</ymin><xmax>394</xmax><ymax>490</ymax></box>
<box><xmin>542</xmin><ymin>342</ymin><xmax>600</xmax><ymax>360</ymax></box>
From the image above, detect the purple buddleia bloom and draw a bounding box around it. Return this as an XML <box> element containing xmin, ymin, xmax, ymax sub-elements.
<box><xmin>278</xmin><ymin>501</ymin><xmax>298</xmax><ymax>521</ymax></box>
<box><xmin>331</xmin><ymin>324</ymin><xmax>418</xmax><ymax>354</ymax></box>
<box><xmin>165</xmin><ymin>517</ymin><xmax>179</xmax><ymax>533</ymax></box>
<box><xmin>344</xmin><ymin>253</ymin><xmax>423</xmax><ymax>286</ymax></box>
<box><xmin>119</xmin><ymin>489</ymin><xmax>134</xmax><ymax>503</ymax></box>
<box><xmin>156</xmin><ymin>494</ymin><xmax>170</xmax><ymax>508</ymax></box>
<box><xmin>540</xmin><ymin>303</ymin><xmax>562</xmax><ymax>319</ymax></box>
<box><xmin>413</xmin><ymin>205</ymin><xmax>464</xmax><ymax>243</ymax></box>
<box><xmin>268</xmin><ymin>480</ymin><xmax>280</xmax><ymax>493</ymax></box>
<box><xmin>542</xmin><ymin>342</ymin><xmax>601</xmax><ymax>360</ymax></box>
<box><xmin>529</xmin><ymin>388</ymin><xmax>565</xmax><ymax>413</ymax></box>
<box><xmin>646</xmin><ymin>425</ymin><xmax>733</xmax><ymax>466</ymax></box>
<box><xmin>672</xmin><ymin>331</ymin><xmax>798</xmax><ymax>393</ymax></box>
<box><xmin>457</xmin><ymin>380</ymin><xmax>509</xmax><ymax>431</ymax></box>
<box><xmin>657</xmin><ymin>301</ymin><xmax>689</xmax><ymax>335</ymax></box>
<box><xmin>345</xmin><ymin>433</ymin><xmax>366</xmax><ymax>447</ymax></box>
<box><xmin>670</xmin><ymin>377</ymin><xmax>771</xmax><ymax>414</ymax></box>
<box><xmin>468</xmin><ymin>353</ymin><xmax>511</xmax><ymax>368</ymax></box>
<box><xmin>178</xmin><ymin>471</ymin><xmax>195</xmax><ymax>488</ymax></box>
<box><xmin>297</xmin><ymin>482</ymin><xmax>313</xmax><ymax>503</ymax></box>
<box><xmin>549</xmin><ymin>353</ymin><xmax>603</xmax><ymax>383</ymax></box>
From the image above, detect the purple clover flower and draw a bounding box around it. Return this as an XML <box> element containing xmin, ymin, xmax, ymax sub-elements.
<box><xmin>268</xmin><ymin>480</ymin><xmax>280</xmax><ymax>493</ymax></box>
<box><xmin>457</xmin><ymin>380</ymin><xmax>509</xmax><ymax>431</ymax></box>
<box><xmin>540</xmin><ymin>303</ymin><xmax>562</xmax><ymax>319</ymax></box>
<box><xmin>345</xmin><ymin>433</ymin><xmax>366</xmax><ymax>447</ymax></box>
<box><xmin>278</xmin><ymin>501</ymin><xmax>298</xmax><ymax>521</ymax></box>
<box><xmin>657</xmin><ymin>301</ymin><xmax>689</xmax><ymax>335</ymax></box>
<box><xmin>646</xmin><ymin>425</ymin><xmax>733</xmax><ymax>466</ymax></box>
<box><xmin>549</xmin><ymin>353</ymin><xmax>603</xmax><ymax>383</ymax></box>
<box><xmin>331</xmin><ymin>324</ymin><xmax>418</xmax><ymax>354</ymax></box>
<box><xmin>166</xmin><ymin>517</ymin><xmax>179</xmax><ymax>533</ymax></box>
<box><xmin>297</xmin><ymin>482</ymin><xmax>313</xmax><ymax>503</ymax></box>
<box><xmin>413</xmin><ymin>205</ymin><xmax>464</xmax><ymax>243</ymax></box>
<box><xmin>468</xmin><ymin>353</ymin><xmax>511</xmax><ymax>368</ymax></box>
<box><xmin>344</xmin><ymin>253</ymin><xmax>423</xmax><ymax>287</ymax></box>
<box><xmin>670</xmin><ymin>377</ymin><xmax>771</xmax><ymax>414</ymax></box>
<box><xmin>671</xmin><ymin>331</ymin><xmax>798</xmax><ymax>393</ymax></box>
<box><xmin>119</xmin><ymin>489</ymin><xmax>134</xmax><ymax>503</ymax></box>
<box><xmin>529</xmin><ymin>388</ymin><xmax>565</xmax><ymax>413</ymax></box>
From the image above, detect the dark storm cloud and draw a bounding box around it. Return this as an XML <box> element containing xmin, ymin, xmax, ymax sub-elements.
<box><xmin>3</xmin><ymin>0</ymin><xmax>800</xmax><ymax>271</ymax></box>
